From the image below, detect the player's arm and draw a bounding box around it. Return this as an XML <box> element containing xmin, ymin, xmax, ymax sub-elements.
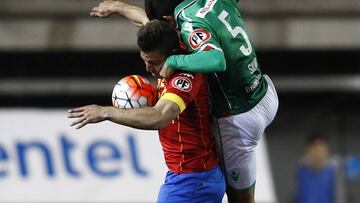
<box><xmin>68</xmin><ymin>98</ymin><xmax>180</xmax><ymax>130</ymax></box>
<box><xmin>165</xmin><ymin>49</ymin><xmax>226</xmax><ymax>73</ymax></box>
<box><xmin>107</xmin><ymin>98</ymin><xmax>180</xmax><ymax>129</ymax></box>
<box><xmin>90</xmin><ymin>0</ymin><xmax>149</xmax><ymax>27</ymax></box>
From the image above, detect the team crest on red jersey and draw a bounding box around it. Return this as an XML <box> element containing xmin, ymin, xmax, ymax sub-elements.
<box><xmin>188</xmin><ymin>29</ymin><xmax>211</xmax><ymax>50</ymax></box>
<box><xmin>172</xmin><ymin>76</ymin><xmax>192</xmax><ymax>92</ymax></box>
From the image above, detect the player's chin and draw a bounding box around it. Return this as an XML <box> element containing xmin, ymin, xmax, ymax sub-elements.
<box><xmin>151</xmin><ymin>72</ymin><xmax>161</xmax><ymax>79</ymax></box>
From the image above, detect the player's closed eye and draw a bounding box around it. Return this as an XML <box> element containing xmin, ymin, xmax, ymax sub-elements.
<box><xmin>148</xmin><ymin>60</ymin><xmax>162</xmax><ymax>66</ymax></box>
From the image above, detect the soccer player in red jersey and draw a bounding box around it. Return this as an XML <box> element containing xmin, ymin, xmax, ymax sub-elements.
<box><xmin>90</xmin><ymin>1</ymin><xmax>279</xmax><ymax>202</ymax></box>
<box><xmin>68</xmin><ymin>20</ymin><xmax>225</xmax><ymax>203</ymax></box>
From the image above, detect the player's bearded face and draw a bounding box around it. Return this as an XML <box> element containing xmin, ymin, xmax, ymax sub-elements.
<box><xmin>140</xmin><ymin>50</ymin><xmax>166</xmax><ymax>78</ymax></box>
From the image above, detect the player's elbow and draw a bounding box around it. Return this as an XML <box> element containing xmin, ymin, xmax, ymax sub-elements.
<box><xmin>132</xmin><ymin>18</ymin><xmax>149</xmax><ymax>27</ymax></box>
<box><xmin>210</xmin><ymin>51</ymin><xmax>226</xmax><ymax>72</ymax></box>
<box><xmin>217</xmin><ymin>52</ymin><xmax>226</xmax><ymax>72</ymax></box>
<box><xmin>151</xmin><ymin>104</ymin><xmax>179</xmax><ymax>129</ymax></box>
<box><xmin>150</xmin><ymin>116</ymin><xmax>171</xmax><ymax>129</ymax></box>
<box><xmin>153</xmin><ymin>120</ymin><xmax>168</xmax><ymax>129</ymax></box>
<box><xmin>215</xmin><ymin>57</ymin><xmax>226</xmax><ymax>72</ymax></box>
<box><xmin>150</xmin><ymin>99</ymin><xmax>180</xmax><ymax>129</ymax></box>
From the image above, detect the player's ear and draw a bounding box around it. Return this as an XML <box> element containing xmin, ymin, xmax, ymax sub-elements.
<box><xmin>162</xmin><ymin>16</ymin><xmax>176</xmax><ymax>27</ymax></box>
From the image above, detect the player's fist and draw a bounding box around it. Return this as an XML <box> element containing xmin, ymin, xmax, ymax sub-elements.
<box><xmin>159</xmin><ymin>62</ymin><xmax>175</xmax><ymax>79</ymax></box>
<box><xmin>90</xmin><ymin>0</ymin><xmax>123</xmax><ymax>18</ymax></box>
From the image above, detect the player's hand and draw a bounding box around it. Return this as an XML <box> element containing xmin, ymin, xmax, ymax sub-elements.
<box><xmin>68</xmin><ymin>105</ymin><xmax>108</xmax><ymax>129</ymax></box>
<box><xmin>159</xmin><ymin>63</ymin><xmax>175</xmax><ymax>79</ymax></box>
<box><xmin>90</xmin><ymin>0</ymin><xmax>123</xmax><ymax>18</ymax></box>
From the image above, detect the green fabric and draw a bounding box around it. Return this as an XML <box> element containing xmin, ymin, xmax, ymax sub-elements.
<box><xmin>170</xmin><ymin>0</ymin><xmax>267</xmax><ymax>117</ymax></box>
<box><xmin>165</xmin><ymin>49</ymin><xmax>226</xmax><ymax>73</ymax></box>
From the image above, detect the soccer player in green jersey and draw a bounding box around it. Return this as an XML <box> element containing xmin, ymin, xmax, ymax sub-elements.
<box><xmin>90</xmin><ymin>0</ymin><xmax>279</xmax><ymax>202</ymax></box>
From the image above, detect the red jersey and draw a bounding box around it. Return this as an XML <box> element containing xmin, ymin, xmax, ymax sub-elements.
<box><xmin>157</xmin><ymin>72</ymin><xmax>218</xmax><ymax>174</ymax></box>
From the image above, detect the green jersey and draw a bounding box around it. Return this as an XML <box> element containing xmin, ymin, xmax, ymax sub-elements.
<box><xmin>165</xmin><ymin>0</ymin><xmax>268</xmax><ymax>117</ymax></box>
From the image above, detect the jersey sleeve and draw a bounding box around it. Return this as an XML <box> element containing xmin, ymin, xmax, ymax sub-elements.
<box><xmin>165</xmin><ymin>21</ymin><xmax>226</xmax><ymax>73</ymax></box>
<box><xmin>181</xmin><ymin>21</ymin><xmax>221</xmax><ymax>53</ymax></box>
<box><xmin>160</xmin><ymin>72</ymin><xmax>203</xmax><ymax>113</ymax></box>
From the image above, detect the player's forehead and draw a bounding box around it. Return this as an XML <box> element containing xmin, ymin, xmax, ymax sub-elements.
<box><xmin>140</xmin><ymin>50</ymin><xmax>164</xmax><ymax>61</ymax></box>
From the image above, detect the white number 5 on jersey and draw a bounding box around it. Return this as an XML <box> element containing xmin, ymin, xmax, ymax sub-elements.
<box><xmin>218</xmin><ymin>10</ymin><xmax>252</xmax><ymax>56</ymax></box>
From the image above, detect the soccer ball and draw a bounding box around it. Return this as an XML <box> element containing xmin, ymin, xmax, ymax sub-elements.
<box><xmin>112</xmin><ymin>75</ymin><xmax>157</xmax><ymax>108</ymax></box>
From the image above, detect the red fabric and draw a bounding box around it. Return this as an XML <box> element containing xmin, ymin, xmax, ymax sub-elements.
<box><xmin>179</xmin><ymin>40</ymin><xmax>188</xmax><ymax>53</ymax></box>
<box><xmin>157</xmin><ymin>72</ymin><xmax>218</xmax><ymax>173</ymax></box>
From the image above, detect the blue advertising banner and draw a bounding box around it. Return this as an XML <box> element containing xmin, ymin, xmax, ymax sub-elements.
<box><xmin>0</xmin><ymin>109</ymin><xmax>276</xmax><ymax>203</ymax></box>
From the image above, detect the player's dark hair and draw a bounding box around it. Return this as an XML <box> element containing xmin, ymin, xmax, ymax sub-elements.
<box><xmin>145</xmin><ymin>0</ymin><xmax>184</xmax><ymax>20</ymax></box>
<box><xmin>137</xmin><ymin>20</ymin><xmax>180</xmax><ymax>57</ymax></box>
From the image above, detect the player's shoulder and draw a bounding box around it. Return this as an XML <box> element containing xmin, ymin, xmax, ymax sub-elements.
<box><xmin>170</xmin><ymin>71</ymin><xmax>204</xmax><ymax>81</ymax></box>
<box><xmin>178</xmin><ymin>0</ymin><xmax>232</xmax><ymax>15</ymax></box>
<box><xmin>175</xmin><ymin>0</ymin><xmax>213</xmax><ymax>19</ymax></box>
<box><xmin>175</xmin><ymin>0</ymin><xmax>220</xmax><ymax>31</ymax></box>
<box><xmin>179</xmin><ymin>0</ymin><xmax>218</xmax><ymax>10</ymax></box>
<box><xmin>167</xmin><ymin>72</ymin><xmax>205</xmax><ymax>92</ymax></box>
